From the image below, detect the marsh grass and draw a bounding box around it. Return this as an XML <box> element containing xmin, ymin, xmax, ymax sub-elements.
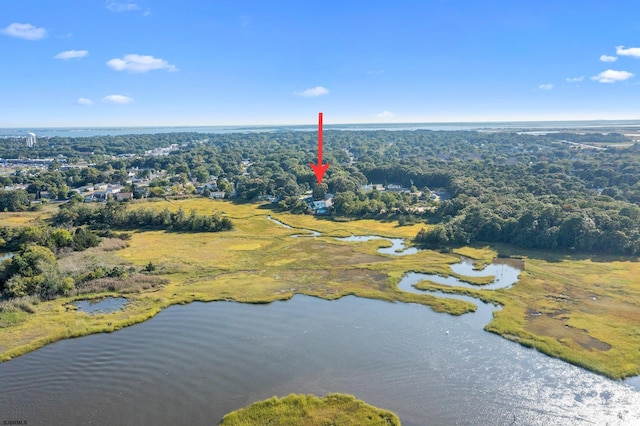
<box><xmin>1</xmin><ymin>199</ymin><xmax>640</xmax><ymax>379</ymax></box>
<box><xmin>0</xmin><ymin>296</ymin><xmax>38</xmax><ymax>314</ymax></box>
<box><xmin>445</xmin><ymin>273</ymin><xmax>496</xmax><ymax>286</ymax></box>
<box><xmin>99</xmin><ymin>238</ymin><xmax>130</xmax><ymax>251</ymax></box>
<box><xmin>452</xmin><ymin>246</ymin><xmax>497</xmax><ymax>261</ymax></box>
<box><xmin>0</xmin><ymin>204</ymin><xmax>58</xmax><ymax>227</ymax></box>
<box><xmin>74</xmin><ymin>274</ymin><xmax>168</xmax><ymax>295</ymax></box>
<box><xmin>219</xmin><ymin>393</ymin><xmax>401</xmax><ymax>426</ymax></box>
<box><xmin>483</xmin><ymin>257</ymin><xmax>640</xmax><ymax>379</ymax></box>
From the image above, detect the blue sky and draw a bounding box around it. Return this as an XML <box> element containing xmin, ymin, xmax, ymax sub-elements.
<box><xmin>1</xmin><ymin>0</ymin><xmax>639</xmax><ymax>127</ymax></box>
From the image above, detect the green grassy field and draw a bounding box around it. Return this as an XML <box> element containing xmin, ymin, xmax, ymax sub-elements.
<box><xmin>219</xmin><ymin>393</ymin><xmax>401</xmax><ymax>426</ymax></box>
<box><xmin>0</xmin><ymin>203</ymin><xmax>58</xmax><ymax>227</ymax></box>
<box><xmin>1</xmin><ymin>198</ymin><xmax>639</xmax><ymax>379</ymax></box>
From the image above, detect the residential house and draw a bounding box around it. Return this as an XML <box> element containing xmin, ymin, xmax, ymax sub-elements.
<box><xmin>386</xmin><ymin>184</ymin><xmax>404</xmax><ymax>192</ymax></box>
<box><xmin>105</xmin><ymin>184</ymin><xmax>123</xmax><ymax>194</ymax></box>
<box><xmin>93</xmin><ymin>191</ymin><xmax>109</xmax><ymax>202</ymax></box>
<box><xmin>73</xmin><ymin>185</ymin><xmax>94</xmax><ymax>194</ymax></box>
<box><xmin>257</xmin><ymin>195</ymin><xmax>279</xmax><ymax>203</ymax></box>
<box><xmin>115</xmin><ymin>192</ymin><xmax>133</xmax><ymax>201</ymax></box>
<box><xmin>361</xmin><ymin>184</ymin><xmax>385</xmax><ymax>193</ymax></box>
<box><xmin>306</xmin><ymin>193</ymin><xmax>334</xmax><ymax>215</ymax></box>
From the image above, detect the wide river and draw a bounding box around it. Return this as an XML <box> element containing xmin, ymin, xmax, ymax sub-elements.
<box><xmin>1</xmin><ymin>233</ymin><xmax>639</xmax><ymax>425</ymax></box>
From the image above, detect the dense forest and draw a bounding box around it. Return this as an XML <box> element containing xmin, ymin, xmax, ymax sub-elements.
<box><xmin>2</xmin><ymin>129</ymin><xmax>640</xmax><ymax>261</ymax></box>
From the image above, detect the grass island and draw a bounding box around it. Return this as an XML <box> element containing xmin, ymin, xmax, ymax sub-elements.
<box><xmin>219</xmin><ymin>393</ymin><xmax>401</xmax><ymax>426</ymax></box>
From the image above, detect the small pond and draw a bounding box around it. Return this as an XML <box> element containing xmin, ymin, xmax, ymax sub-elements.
<box><xmin>73</xmin><ymin>297</ymin><xmax>129</xmax><ymax>315</ymax></box>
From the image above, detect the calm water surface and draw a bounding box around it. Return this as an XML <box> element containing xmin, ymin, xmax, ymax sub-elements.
<box><xmin>1</xmin><ymin>295</ymin><xmax>639</xmax><ymax>425</ymax></box>
<box><xmin>3</xmin><ymin>120</ymin><xmax>640</xmax><ymax>137</ymax></box>
<box><xmin>2</xmin><ymin>228</ymin><xmax>639</xmax><ymax>425</ymax></box>
<box><xmin>336</xmin><ymin>235</ymin><xmax>419</xmax><ymax>255</ymax></box>
<box><xmin>73</xmin><ymin>297</ymin><xmax>129</xmax><ymax>315</ymax></box>
<box><xmin>400</xmin><ymin>258</ymin><xmax>523</xmax><ymax>290</ymax></box>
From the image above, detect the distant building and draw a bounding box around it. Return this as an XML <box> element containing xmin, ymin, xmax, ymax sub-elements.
<box><xmin>257</xmin><ymin>195</ymin><xmax>279</xmax><ymax>203</ymax></box>
<box><xmin>84</xmin><ymin>191</ymin><xmax>110</xmax><ymax>203</ymax></box>
<box><xmin>93</xmin><ymin>191</ymin><xmax>109</xmax><ymax>202</ymax></box>
<box><xmin>385</xmin><ymin>184</ymin><xmax>404</xmax><ymax>192</ymax></box>
<box><xmin>26</xmin><ymin>133</ymin><xmax>36</xmax><ymax>148</ymax></box>
<box><xmin>105</xmin><ymin>184</ymin><xmax>123</xmax><ymax>194</ymax></box>
<box><xmin>361</xmin><ymin>184</ymin><xmax>385</xmax><ymax>193</ymax></box>
<box><xmin>304</xmin><ymin>194</ymin><xmax>334</xmax><ymax>215</ymax></box>
<box><xmin>115</xmin><ymin>192</ymin><xmax>133</xmax><ymax>202</ymax></box>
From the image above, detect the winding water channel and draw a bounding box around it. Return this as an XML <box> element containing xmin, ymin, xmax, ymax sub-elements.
<box><xmin>1</xmin><ymin>218</ymin><xmax>639</xmax><ymax>425</ymax></box>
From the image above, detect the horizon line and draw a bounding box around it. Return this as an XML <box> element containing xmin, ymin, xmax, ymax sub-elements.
<box><xmin>2</xmin><ymin>117</ymin><xmax>640</xmax><ymax>131</ymax></box>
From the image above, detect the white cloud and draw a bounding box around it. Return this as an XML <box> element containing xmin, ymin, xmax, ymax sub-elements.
<box><xmin>102</xmin><ymin>95</ymin><xmax>134</xmax><ymax>104</ymax></box>
<box><xmin>1</xmin><ymin>23</ymin><xmax>47</xmax><ymax>40</ymax></box>
<box><xmin>538</xmin><ymin>83</ymin><xmax>554</xmax><ymax>91</ymax></box>
<box><xmin>77</xmin><ymin>98</ymin><xmax>94</xmax><ymax>106</ymax></box>
<box><xmin>591</xmin><ymin>69</ymin><xmax>634</xmax><ymax>83</ymax></box>
<box><xmin>616</xmin><ymin>45</ymin><xmax>640</xmax><ymax>58</ymax></box>
<box><xmin>106</xmin><ymin>54</ymin><xmax>178</xmax><ymax>73</ymax></box>
<box><xmin>294</xmin><ymin>86</ymin><xmax>329</xmax><ymax>97</ymax></box>
<box><xmin>106</xmin><ymin>2</ymin><xmax>141</xmax><ymax>12</ymax></box>
<box><xmin>376</xmin><ymin>110</ymin><xmax>395</xmax><ymax>118</ymax></box>
<box><xmin>54</xmin><ymin>50</ymin><xmax>88</xmax><ymax>60</ymax></box>
<box><xmin>600</xmin><ymin>54</ymin><xmax>618</xmax><ymax>62</ymax></box>
<box><xmin>565</xmin><ymin>76</ymin><xmax>584</xmax><ymax>83</ymax></box>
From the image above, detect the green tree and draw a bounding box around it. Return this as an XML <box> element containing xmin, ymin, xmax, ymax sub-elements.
<box><xmin>312</xmin><ymin>183</ymin><xmax>328</xmax><ymax>200</ymax></box>
<box><xmin>0</xmin><ymin>245</ymin><xmax>62</xmax><ymax>298</ymax></box>
<box><xmin>193</xmin><ymin>166</ymin><xmax>210</xmax><ymax>183</ymax></box>
<box><xmin>0</xmin><ymin>190</ymin><xmax>30</xmax><ymax>211</ymax></box>
<box><xmin>73</xmin><ymin>227</ymin><xmax>100</xmax><ymax>250</ymax></box>
<box><xmin>49</xmin><ymin>229</ymin><xmax>74</xmax><ymax>250</ymax></box>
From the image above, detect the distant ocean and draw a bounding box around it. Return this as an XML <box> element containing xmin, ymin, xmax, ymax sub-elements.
<box><xmin>1</xmin><ymin>120</ymin><xmax>640</xmax><ymax>138</ymax></box>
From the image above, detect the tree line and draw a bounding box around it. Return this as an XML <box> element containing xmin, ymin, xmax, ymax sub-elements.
<box><xmin>2</xmin><ymin>129</ymin><xmax>640</xmax><ymax>256</ymax></box>
<box><xmin>53</xmin><ymin>201</ymin><xmax>233</xmax><ymax>233</ymax></box>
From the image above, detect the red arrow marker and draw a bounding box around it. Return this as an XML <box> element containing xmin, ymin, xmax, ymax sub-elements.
<box><xmin>309</xmin><ymin>112</ymin><xmax>330</xmax><ymax>185</ymax></box>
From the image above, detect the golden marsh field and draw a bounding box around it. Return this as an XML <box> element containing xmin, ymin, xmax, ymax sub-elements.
<box><xmin>1</xmin><ymin>198</ymin><xmax>639</xmax><ymax>380</ymax></box>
